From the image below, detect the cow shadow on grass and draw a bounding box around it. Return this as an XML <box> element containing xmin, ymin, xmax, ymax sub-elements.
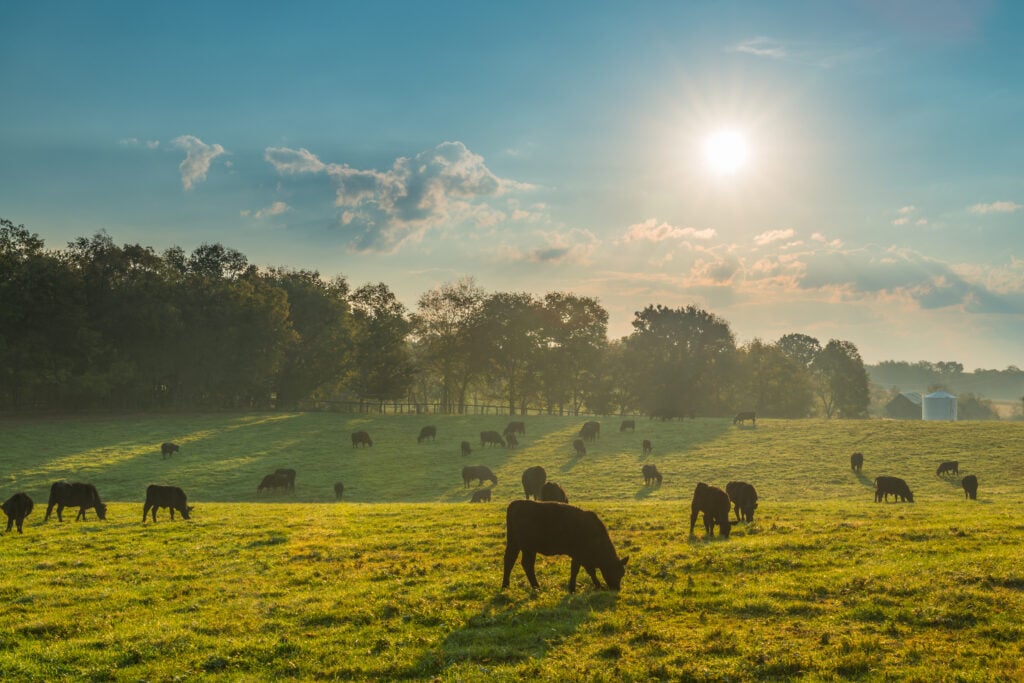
<box><xmin>403</xmin><ymin>590</ymin><xmax>618</xmax><ymax>678</ymax></box>
<box><xmin>634</xmin><ymin>484</ymin><xmax>659</xmax><ymax>500</ymax></box>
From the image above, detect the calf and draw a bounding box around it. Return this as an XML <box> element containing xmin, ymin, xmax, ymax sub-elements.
<box><xmin>161</xmin><ymin>442</ymin><xmax>180</xmax><ymax>459</ymax></box>
<box><xmin>641</xmin><ymin>464</ymin><xmax>662</xmax><ymax>486</ymax></box>
<box><xmin>502</xmin><ymin>500</ymin><xmax>629</xmax><ymax>592</ymax></box>
<box><xmin>351</xmin><ymin>430</ymin><xmax>373</xmax><ymax>448</ymax></box>
<box><xmin>470</xmin><ymin>488</ymin><xmax>492</xmax><ymax>503</ymax></box>
<box><xmin>725</xmin><ymin>481</ymin><xmax>758</xmax><ymax>522</ymax></box>
<box><xmin>619</xmin><ymin>419</ymin><xmax>635</xmax><ymax>432</ymax></box>
<box><xmin>642</xmin><ymin>439</ymin><xmax>653</xmax><ymax>456</ymax></box>
<box><xmin>961</xmin><ymin>475</ymin><xmax>978</xmax><ymax>500</ymax></box>
<box><xmin>418</xmin><ymin>425</ymin><xmax>437</xmax><ymax>444</ymax></box>
<box><xmin>275</xmin><ymin>468</ymin><xmax>296</xmax><ymax>491</ymax></box>
<box><xmin>540</xmin><ymin>481</ymin><xmax>569</xmax><ymax>503</ymax></box>
<box><xmin>850</xmin><ymin>452</ymin><xmax>864</xmax><ymax>473</ymax></box>
<box><xmin>143</xmin><ymin>484</ymin><xmax>192</xmax><ymax>522</ymax></box>
<box><xmin>936</xmin><ymin>460</ymin><xmax>959</xmax><ymax>477</ymax></box>
<box><xmin>733</xmin><ymin>411</ymin><xmax>756</xmax><ymax>426</ymax></box>
<box><xmin>45</xmin><ymin>482</ymin><xmax>107</xmax><ymax>522</ymax></box>
<box><xmin>462</xmin><ymin>465</ymin><xmax>498</xmax><ymax>487</ymax></box>
<box><xmin>503</xmin><ymin>421</ymin><xmax>526</xmax><ymax>437</ymax></box>
<box><xmin>521</xmin><ymin>465</ymin><xmax>547</xmax><ymax>500</ymax></box>
<box><xmin>2</xmin><ymin>492</ymin><xmax>33</xmax><ymax>534</ymax></box>
<box><xmin>334</xmin><ymin>482</ymin><xmax>344</xmax><ymax>500</ymax></box>
<box><xmin>460</xmin><ymin>440</ymin><xmax>472</xmax><ymax>457</ymax></box>
<box><xmin>480</xmin><ymin>430</ymin><xmax>506</xmax><ymax>448</ymax></box>
<box><xmin>874</xmin><ymin>476</ymin><xmax>914</xmax><ymax>503</ymax></box>
<box><xmin>689</xmin><ymin>482</ymin><xmax>731</xmax><ymax>538</ymax></box>
<box><xmin>573</xmin><ymin>438</ymin><xmax>587</xmax><ymax>457</ymax></box>
<box><xmin>258</xmin><ymin>472</ymin><xmax>290</xmax><ymax>494</ymax></box>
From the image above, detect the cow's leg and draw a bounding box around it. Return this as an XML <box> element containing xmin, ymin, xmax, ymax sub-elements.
<box><xmin>704</xmin><ymin>512</ymin><xmax>714</xmax><ymax>537</ymax></box>
<box><xmin>76</xmin><ymin>507</ymin><xmax>87</xmax><ymax>521</ymax></box>
<box><xmin>569</xmin><ymin>558</ymin><xmax>581</xmax><ymax>593</ymax></box>
<box><xmin>57</xmin><ymin>505</ymin><xmax>65</xmax><ymax>522</ymax></box>
<box><xmin>584</xmin><ymin>564</ymin><xmax>602</xmax><ymax>589</ymax></box>
<box><xmin>16</xmin><ymin>516</ymin><xmax>24</xmax><ymax>533</ymax></box>
<box><xmin>170</xmin><ymin>507</ymin><xmax>176</xmax><ymax>520</ymax></box>
<box><xmin>143</xmin><ymin>503</ymin><xmax>150</xmax><ymax>523</ymax></box>
<box><xmin>502</xmin><ymin>543</ymin><xmax>518</xmax><ymax>588</ymax></box>
<box><xmin>520</xmin><ymin>551</ymin><xmax>540</xmax><ymax>589</ymax></box>
<box><xmin>5</xmin><ymin>516</ymin><xmax>12</xmax><ymax>532</ymax></box>
<box><xmin>689</xmin><ymin>508</ymin><xmax>699</xmax><ymax>536</ymax></box>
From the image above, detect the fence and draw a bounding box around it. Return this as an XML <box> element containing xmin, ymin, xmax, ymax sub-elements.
<box><xmin>300</xmin><ymin>400</ymin><xmax>607</xmax><ymax>417</ymax></box>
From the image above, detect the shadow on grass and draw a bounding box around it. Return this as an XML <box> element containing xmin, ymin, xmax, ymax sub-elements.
<box><xmin>633</xmin><ymin>484</ymin><xmax>659</xmax><ymax>500</ymax></box>
<box><xmin>854</xmin><ymin>472</ymin><xmax>875</xmax><ymax>488</ymax></box>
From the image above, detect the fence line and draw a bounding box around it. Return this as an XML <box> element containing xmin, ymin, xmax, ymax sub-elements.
<box><xmin>299</xmin><ymin>400</ymin><xmax>622</xmax><ymax>418</ymax></box>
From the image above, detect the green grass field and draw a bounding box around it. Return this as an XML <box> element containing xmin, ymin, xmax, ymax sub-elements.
<box><xmin>1</xmin><ymin>413</ymin><xmax>1023</xmax><ymax>681</ymax></box>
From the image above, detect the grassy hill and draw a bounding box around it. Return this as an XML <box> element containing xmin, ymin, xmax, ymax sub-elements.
<box><xmin>1</xmin><ymin>414</ymin><xmax>1023</xmax><ymax>680</ymax></box>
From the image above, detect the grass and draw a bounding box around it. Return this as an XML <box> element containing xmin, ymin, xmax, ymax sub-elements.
<box><xmin>1</xmin><ymin>413</ymin><xmax>1024</xmax><ymax>680</ymax></box>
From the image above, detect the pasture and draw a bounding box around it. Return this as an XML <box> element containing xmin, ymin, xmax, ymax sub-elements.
<box><xmin>1</xmin><ymin>413</ymin><xmax>1023</xmax><ymax>680</ymax></box>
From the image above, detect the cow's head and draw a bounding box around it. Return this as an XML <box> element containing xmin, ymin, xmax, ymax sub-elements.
<box><xmin>905</xmin><ymin>491</ymin><xmax>915</xmax><ymax>503</ymax></box>
<box><xmin>601</xmin><ymin>556</ymin><xmax>629</xmax><ymax>590</ymax></box>
<box><xmin>95</xmin><ymin>502</ymin><xmax>108</xmax><ymax>520</ymax></box>
<box><xmin>719</xmin><ymin>518</ymin><xmax>731</xmax><ymax>538</ymax></box>
<box><xmin>181</xmin><ymin>505</ymin><xmax>193</xmax><ymax>520</ymax></box>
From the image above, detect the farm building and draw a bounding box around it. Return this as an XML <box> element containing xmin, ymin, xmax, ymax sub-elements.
<box><xmin>885</xmin><ymin>392</ymin><xmax>922</xmax><ymax>420</ymax></box>
<box><xmin>923</xmin><ymin>390</ymin><xmax>958</xmax><ymax>421</ymax></box>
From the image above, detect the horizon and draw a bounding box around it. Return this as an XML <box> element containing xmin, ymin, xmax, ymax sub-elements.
<box><xmin>3</xmin><ymin>1</ymin><xmax>1022</xmax><ymax>370</ymax></box>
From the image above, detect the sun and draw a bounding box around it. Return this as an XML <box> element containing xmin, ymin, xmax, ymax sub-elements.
<box><xmin>702</xmin><ymin>129</ymin><xmax>750</xmax><ymax>175</ymax></box>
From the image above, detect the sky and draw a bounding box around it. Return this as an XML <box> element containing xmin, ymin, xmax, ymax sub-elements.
<box><xmin>2</xmin><ymin>1</ymin><xmax>1023</xmax><ymax>371</ymax></box>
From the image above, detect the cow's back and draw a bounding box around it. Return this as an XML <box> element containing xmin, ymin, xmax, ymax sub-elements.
<box><xmin>506</xmin><ymin>500</ymin><xmax>610</xmax><ymax>561</ymax></box>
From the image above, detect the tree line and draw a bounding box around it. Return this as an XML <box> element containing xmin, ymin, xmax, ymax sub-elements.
<box><xmin>0</xmin><ymin>219</ymin><xmax>870</xmax><ymax>417</ymax></box>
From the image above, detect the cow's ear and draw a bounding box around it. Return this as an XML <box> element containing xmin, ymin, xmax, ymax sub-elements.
<box><xmin>621</xmin><ymin>556</ymin><xmax>630</xmax><ymax>567</ymax></box>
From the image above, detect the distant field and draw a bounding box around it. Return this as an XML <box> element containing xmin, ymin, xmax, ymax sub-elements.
<box><xmin>1</xmin><ymin>414</ymin><xmax>1023</xmax><ymax>680</ymax></box>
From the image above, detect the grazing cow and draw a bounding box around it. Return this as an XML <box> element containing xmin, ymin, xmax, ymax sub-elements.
<box><xmin>573</xmin><ymin>438</ymin><xmax>587</xmax><ymax>457</ymax></box>
<box><xmin>961</xmin><ymin>474</ymin><xmax>978</xmax><ymax>500</ymax></box>
<box><xmin>462</xmin><ymin>465</ymin><xmax>498</xmax><ymax>488</ymax></box>
<box><xmin>504</xmin><ymin>421</ymin><xmax>526</xmax><ymax>438</ymax></box>
<box><xmin>45</xmin><ymin>482</ymin><xmax>107</xmax><ymax>522</ymax></box>
<box><xmin>620</xmin><ymin>419</ymin><xmax>635</xmax><ymax>432</ymax></box>
<box><xmin>579</xmin><ymin>421</ymin><xmax>600</xmax><ymax>442</ymax></box>
<box><xmin>725</xmin><ymin>481</ymin><xmax>758</xmax><ymax>523</ymax></box>
<box><xmin>540</xmin><ymin>481</ymin><xmax>569</xmax><ymax>503</ymax></box>
<box><xmin>334</xmin><ymin>482</ymin><xmax>344</xmax><ymax>500</ymax></box>
<box><xmin>417</xmin><ymin>425</ymin><xmax>437</xmax><ymax>444</ymax></box>
<box><xmin>275</xmin><ymin>468</ymin><xmax>296</xmax><ymax>491</ymax></box>
<box><xmin>689</xmin><ymin>482</ymin><xmax>731</xmax><ymax>538</ymax></box>
<box><xmin>936</xmin><ymin>461</ymin><xmax>959</xmax><ymax>477</ymax></box>
<box><xmin>161</xmin><ymin>442</ymin><xmax>180</xmax><ymax>459</ymax></box>
<box><xmin>502</xmin><ymin>500</ymin><xmax>629</xmax><ymax>592</ymax></box>
<box><xmin>642</xmin><ymin>439</ymin><xmax>653</xmax><ymax>456</ymax></box>
<box><xmin>351</xmin><ymin>430</ymin><xmax>373</xmax><ymax>448</ymax></box>
<box><xmin>506</xmin><ymin>432</ymin><xmax>519</xmax><ymax>448</ymax></box>
<box><xmin>143</xmin><ymin>484</ymin><xmax>192</xmax><ymax>522</ymax></box>
<box><xmin>733</xmin><ymin>411</ymin><xmax>756</xmax><ymax>426</ymax></box>
<box><xmin>521</xmin><ymin>466</ymin><xmax>547</xmax><ymax>500</ymax></box>
<box><xmin>850</xmin><ymin>452</ymin><xmax>864</xmax><ymax>473</ymax></box>
<box><xmin>460</xmin><ymin>440</ymin><xmax>472</xmax><ymax>457</ymax></box>
<box><xmin>480</xmin><ymin>430</ymin><xmax>506</xmax><ymax>448</ymax></box>
<box><xmin>642</xmin><ymin>464</ymin><xmax>662</xmax><ymax>486</ymax></box>
<box><xmin>470</xmin><ymin>488</ymin><xmax>492</xmax><ymax>503</ymax></box>
<box><xmin>874</xmin><ymin>476</ymin><xmax>914</xmax><ymax>503</ymax></box>
<box><xmin>2</xmin><ymin>492</ymin><xmax>33</xmax><ymax>534</ymax></box>
<box><xmin>258</xmin><ymin>472</ymin><xmax>290</xmax><ymax>494</ymax></box>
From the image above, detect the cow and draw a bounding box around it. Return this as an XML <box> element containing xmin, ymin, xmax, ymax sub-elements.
<box><xmin>506</xmin><ymin>432</ymin><xmax>519</xmax><ymax>448</ymax></box>
<box><xmin>642</xmin><ymin>464</ymin><xmax>662</xmax><ymax>486</ymax></box>
<box><xmin>460</xmin><ymin>440</ymin><xmax>472</xmax><ymax>457</ymax></box>
<box><xmin>470</xmin><ymin>488</ymin><xmax>492</xmax><ymax>503</ymax></box>
<box><xmin>462</xmin><ymin>465</ymin><xmax>498</xmax><ymax>488</ymax></box>
<box><xmin>521</xmin><ymin>465</ymin><xmax>547</xmax><ymax>500</ymax></box>
<box><xmin>274</xmin><ymin>468</ymin><xmax>296</xmax><ymax>491</ymax></box>
<box><xmin>417</xmin><ymin>425</ymin><xmax>437</xmax><ymax>444</ymax></box>
<box><xmin>540</xmin><ymin>482</ymin><xmax>569</xmax><ymax>503</ymax></box>
<box><xmin>689</xmin><ymin>482</ymin><xmax>731</xmax><ymax>538</ymax></box>
<box><xmin>874</xmin><ymin>476</ymin><xmax>914</xmax><ymax>503</ymax></box>
<box><xmin>161</xmin><ymin>442</ymin><xmax>180</xmax><ymax>459</ymax></box>
<box><xmin>961</xmin><ymin>474</ymin><xmax>978</xmax><ymax>500</ymax></box>
<box><xmin>258</xmin><ymin>472</ymin><xmax>290</xmax><ymax>494</ymax></box>
<box><xmin>936</xmin><ymin>461</ymin><xmax>959</xmax><ymax>477</ymax></box>
<box><xmin>579</xmin><ymin>421</ymin><xmax>600</xmax><ymax>442</ymax></box>
<box><xmin>334</xmin><ymin>482</ymin><xmax>344</xmax><ymax>500</ymax></box>
<box><xmin>642</xmin><ymin>439</ymin><xmax>653</xmax><ymax>456</ymax></box>
<box><xmin>725</xmin><ymin>481</ymin><xmax>758</xmax><ymax>523</ymax></box>
<box><xmin>850</xmin><ymin>452</ymin><xmax>864</xmax><ymax>473</ymax></box>
<box><xmin>733</xmin><ymin>411</ymin><xmax>756</xmax><ymax>426</ymax></box>
<box><xmin>504</xmin><ymin>421</ymin><xmax>526</xmax><ymax>438</ymax></box>
<box><xmin>45</xmin><ymin>482</ymin><xmax>107</xmax><ymax>522</ymax></box>
<box><xmin>143</xmin><ymin>485</ymin><xmax>192</xmax><ymax>522</ymax></box>
<box><xmin>480</xmin><ymin>430</ymin><xmax>506</xmax><ymax>448</ymax></box>
<box><xmin>502</xmin><ymin>499</ymin><xmax>629</xmax><ymax>593</ymax></box>
<box><xmin>619</xmin><ymin>419</ymin><xmax>635</xmax><ymax>432</ymax></box>
<box><xmin>351</xmin><ymin>430</ymin><xmax>373</xmax><ymax>448</ymax></box>
<box><xmin>573</xmin><ymin>438</ymin><xmax>587</xmax><ymax>457</ymax></box>
<box><xmin>2</xmin><ymin>492</ymin><xmax>33</xmax><ymax>534</ymax></box>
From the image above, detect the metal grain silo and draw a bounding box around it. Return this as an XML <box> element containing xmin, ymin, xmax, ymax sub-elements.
<box><xmin>922</xmin><ymin>390</ymin><xmax>957</xmax><ymax>421</ymax></box>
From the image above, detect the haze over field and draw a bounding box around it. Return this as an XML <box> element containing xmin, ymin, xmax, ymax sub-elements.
<box><xmin>2</xmin><ymin>1</ymin><xmax>1023</xmax><ymax>369</ymax></box>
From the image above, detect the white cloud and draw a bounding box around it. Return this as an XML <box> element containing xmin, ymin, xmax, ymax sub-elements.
<box><xmin>969</xmin><ymin>201</ymin><xmax>1022</xmax><ymax>214</ymax></box>
<box><xmin>622</xmin><ymin>218</ymin><xmax>716</xmax><ymax>243</ymax></box>
<box><xmin>173</xmin><ymin>135</ymin><xmax>226</xmax><ymax>190</ymax></box>
<box><xmin>892</xmin><ymin>205</ymin><xmax>923</xmax><ymax>225</ymax></box>
<box><xmin>732</xmin><ymin>37</ymin><xmax>789</xmax><ymax>60</ymax></box>
<box><xmin>252</xmin><ymin>201</ymin><xmax>290</xmax><ymax>219</ymax></box>
<box><xmin>754</xmin><ymin>228</ymin><xmax>795</xmax><ymax>246</ymax></box>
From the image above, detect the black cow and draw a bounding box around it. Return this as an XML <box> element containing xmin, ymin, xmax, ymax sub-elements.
<box><xmin>460</xmin><ymin>440</ymin><xmax>472</xmax><ymax>457</ymax></box>
<box><xmin>573</xmin><ymin>438</ymin><xmax>587</xmax><ymax>457</ymax></box>
<box><xmin>258</xmin><ymin>472</ymin><xmax>290</xmax><ymax>494</ymax></box>
<box><xmin>418</xmin><ymin>425</ymin><xmax>437</xmax><ymax>444</ymax></box>
<box><xmin>850</xmin><ymin>452</ymin><xmax>864</xmax><ymax>473</ymax></box>
<box><xmin>504</xmin><ymin>421</ymin><xmax>526</xmax><ymax>437</ymax></box>
<box><xmin>725</xmin><ymin>481</ymin><xmax>758</xmax><ymax>522</ymax></box>
<box><xmin>733</xmin><ymin>411</ymin><xmax>756</xmax><ymax>425</ymax></box>
<box><xmin>2</xmin><ymin>492</ymin><xmax>33</xmax><ymax>534</ymax></box>
<box><xmin>334</xmin><ymin>482</ymin><xmax>344</xmax><ymax>500</ymax></box>
<box><xmin>351</xmin><ymin>430</ymin><xmax>373</xmax><ymax>448</ymax></box>
<box><xmin>689</xmin><ymin>482</ymin><xmax>731</xmax><ymax>538</ymax></box>
<box><xmin>462</xmin><ymin>465</ymin><xmax>498</xmax><ymax>487</ymax></box>
<box><xmin>275</xmin><ymin>468</ymin><xmax>296</xmax><ymax>491</ymax></box>
<box><xmin>480</xmin><ymin>430</ymin><xmax>506</xmax><ymax>448</ymax></box>
<box><xmin>143</xmin><ymin>485</ymin><xmax>192</xmax><ymax>522</ymax></box>
<box><xmin>875</xmin><ymin>476</ymin><xmax>914</xmax><ymax>503</ymax></box>
<box><xmin>470</xmin><ymin>488</ymin><xmax>492</xmax><ymax>503</ymax></box>
<box><xmin>45</xmin><ymin>482</ymin><xmax>107</xmax><ymax>522</ymax></box>
<box><xmin>506</xmin><ymin>432</ymin><xmax>519</xmax><ymax>448</ymax></box>
<box><xmin>961</xmin><ymin>474</ymin><xmax>978</xmax><ymax>500</ymax></box>
<box><xmin>642</xmin><ymin>464</ymin><xmax>662</xmax><ymax>486</ymax></box>
<box><xmin>521</xmin><ymin>465</ymin><xmax>547</xmax><ymax>500</ymax></box>
<box><xmin>936</xmin><ymin>460</ymin><xmax>959</xmax><ymax>477</ymax></box>
<box><xmin>619</xmin><ymin>419</ymin><xmax>635</xmax><ymax>432</ymax></box>
<box><xmin>540</xmin><ymin>481</ymin><xmax>569</xmax><ymax>503</ymax></box>
<box><xmin>579</xmin><ymin>421</ymin><xmax>600</xmax><ymax>442</ymax></box>
<box><xmin>642</xmin><ymin>439</ymin><xmax>653</xmax><ymax>456</ymax></box>
<box><xmin>161</xmin><ymin>442</ymin><xmax>180</xmax><ymax>459</ymax></box>
<box><xmin>502</xmin><ymin>500</ymin><xmax>629</xmax><ymax>592</ymax></box>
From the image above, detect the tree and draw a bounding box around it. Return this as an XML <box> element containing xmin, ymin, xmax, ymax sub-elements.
<box><xmin>473</xmin><ymin>291</ymin><xmax>545</xmax><ymax>415</ymax></box>
<box><xmin>734</xmin><ymin>339</ymin><xmax>813</xmax><ymax>418</ymax></box>
<box><xmin>812</xmin><ymin>339</ymin><xmax>870</xmax><ymax>418</ymax></box>
<box><xmin>349</xmin><ymin>282</ymin><xmax>415</xmax><ymax>404</ymax></box>
<box><xmin>776</xmin><ymin>333</ymin><xmax>821</xmax><ymax>370</ymax></box>
<box><xmin>537</xmin><ymin>292</ymin><xmax>609</xmax><ymax>414</ymax></box>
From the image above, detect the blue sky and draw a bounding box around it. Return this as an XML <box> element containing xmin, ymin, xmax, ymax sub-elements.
<box><xmin>2</xmin><ymin>1</ymin><xmax>1023</xmax><ymax>370</ymax></box>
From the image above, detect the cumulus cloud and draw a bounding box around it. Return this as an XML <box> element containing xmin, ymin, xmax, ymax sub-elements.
<box><xmin>622</xmin><ymin>218</ymin><xmax>717</xmax><ymax>243</ymax></box>
<box><xmin>245</xmin><ymin>201</ymin><xmax>291</xmax><ymax>219</ymax></box>
<box><xmin>754</xmin><ymin>228</ymin><xmax>795</xmax><ymax>246</ymax></box>
<box><xmin>969</xmin><ymin>201</ymin><xmax>1022</xmax><ymax>214</ymax></box>
<box><xmin>173</xmin><ymin>135</ymin><xmax>227</xmax><ymax>190</ymax></box>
